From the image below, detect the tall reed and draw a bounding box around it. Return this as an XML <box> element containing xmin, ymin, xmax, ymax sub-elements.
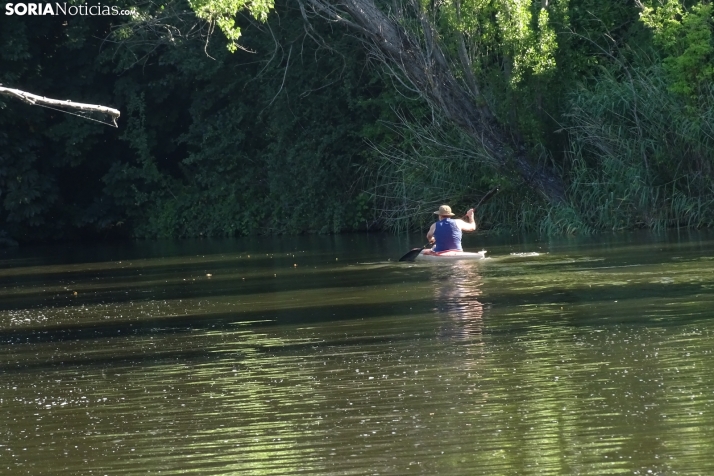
<box><xmin>370</xmin><ymin>62</ymin><xmax>714</xmax><ymax>235</ymax></box>
<box><xmin>564</xmin><ymin>64</ymin><xmax>714</xmax><ymax>231</ymax></box>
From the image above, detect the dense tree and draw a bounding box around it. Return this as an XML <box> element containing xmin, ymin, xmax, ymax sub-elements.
<box><xmin>178</xmin><ymin>0</ymin><xmax>714</xmax><ymax>232</ymax></box>
<box><xmin>1</xmin><ymin>0</ymin><xmax>713</xmax><ymax>244</ymax></box>
<box><xmin>0</xmin><ymin>0</ymin><xmax>389</xmax><ymax>241</ymax></box>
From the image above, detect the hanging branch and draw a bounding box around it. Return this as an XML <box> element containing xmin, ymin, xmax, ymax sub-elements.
<box><xmin>294</xmin><ymin>0</ymin><xmax>566</xmax><ymax>203</ymax></box>
<box><xmin>0</xmin><ymin>85</ymin><xmax>121</xmax><ymax>127</ymax></box>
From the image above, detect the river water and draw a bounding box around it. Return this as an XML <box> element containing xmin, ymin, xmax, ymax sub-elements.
<box><xmin>1</xmin><ymin>231</ymin><xmax>713</xmax><ymax>475</ymax></box>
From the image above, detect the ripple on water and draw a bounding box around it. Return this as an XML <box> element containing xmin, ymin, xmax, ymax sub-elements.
<box><xmin>2</xmin><ymin>235</ymin><xmax>714</xmax><ymax>474</ymax></box>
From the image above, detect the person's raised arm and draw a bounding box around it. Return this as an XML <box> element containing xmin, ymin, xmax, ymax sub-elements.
<box><xmin>459</xmin><ymin>208</ymin><xmax>477</xmax><ymax>232</ymax></box>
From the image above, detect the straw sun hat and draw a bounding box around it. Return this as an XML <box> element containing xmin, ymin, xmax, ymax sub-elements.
<box><xmin>434</xmin><ymin>205</ymin><xmax>455</xmax><ymax>216</ymax></box>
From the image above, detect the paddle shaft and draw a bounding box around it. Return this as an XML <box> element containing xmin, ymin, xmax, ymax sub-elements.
<box><xmin>474</xmin><ymin>187</ymin><xmax>500</xmax><ymax>210</ymax></box>
<box><xmin>436</xmin><ymin>186</ymin><xmax>498</xmax><ymax>239</ymax></box>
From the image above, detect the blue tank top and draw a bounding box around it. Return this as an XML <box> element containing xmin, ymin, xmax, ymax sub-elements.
<box><xmin>433</xmin><ymin>218</ymin><xmax>462</xmax><ymax>252</ymax></box>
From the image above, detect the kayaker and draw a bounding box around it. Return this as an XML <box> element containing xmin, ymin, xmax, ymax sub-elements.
<box><xmin>426</xmin><ymin>205</ymin><xmax>477</xmax><ymax>253</ymax></box>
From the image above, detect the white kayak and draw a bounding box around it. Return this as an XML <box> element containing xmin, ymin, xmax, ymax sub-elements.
<box><xmin>414</xmin><ymin>249</ymin><xmax>487</xmax><ymax>261</ymax></box>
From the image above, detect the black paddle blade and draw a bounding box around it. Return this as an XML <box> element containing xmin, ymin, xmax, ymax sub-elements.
<box><xmin>398</xmin><ymin>247</ymin><xmax>424</xmax><ymax>262</ymax></box>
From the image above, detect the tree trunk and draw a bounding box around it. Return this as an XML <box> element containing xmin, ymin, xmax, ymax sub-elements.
<box><xmin>298</xmin><ymin>0</ymin><xmax>566</xmax><ymax>203</ymax></box>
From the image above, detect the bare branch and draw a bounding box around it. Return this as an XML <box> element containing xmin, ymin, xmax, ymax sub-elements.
<box><xmin>0</xmin><ymin>85</ymin><xmax>120</xmax><ymax>127</ymax></box>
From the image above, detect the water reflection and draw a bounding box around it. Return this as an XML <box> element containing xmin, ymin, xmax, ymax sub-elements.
<box><xmin>3</xmin><ymin>234</ymin><xmax>714</xmax><ymax>474</ymax></box>
<box><xmin>430</xmin><ymin>263</ymin><xmax>484</xmax><ymax>340</ymax></box>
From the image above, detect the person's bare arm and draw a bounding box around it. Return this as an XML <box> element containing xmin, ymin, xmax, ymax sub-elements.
<box><xmin>426</xmin><ymin>223</ymin><xmax>436</xmax><ymax>243</ymax></box>
<box><xmin>458</xmin><ymin>209</ymin><xmax>477</xmax><ymax>232</ymax></box>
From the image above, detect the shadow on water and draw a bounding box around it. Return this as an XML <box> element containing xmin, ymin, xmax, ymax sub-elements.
<box><xmin>0</xmin><ymin>298</ymin><xmax>436</xmax><ymax>346</ymax></box>
<box><xmin>0</xmin><ymin>234</ymin><xmax>415</xmax><ymax>269</ymax></box>
<box><xmin>6</xmin><ymin>255</ymin><xmax>714</xmax><ymax>324</ymax></box>
<box><xmin>0</xmin><ymin>264</ymin><xmax>424</xmax><ymax>312</ymax></box>
<box><xmin>0</xmin><ymin>235</ymin><xmax>423</xmax><ymax>313</ymax></box>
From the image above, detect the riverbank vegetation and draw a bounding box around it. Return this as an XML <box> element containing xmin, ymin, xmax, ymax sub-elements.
<box><xmin>1</xmin><ymin>0</ymin><xmax>713</xmax><ymax>244</ymax></box>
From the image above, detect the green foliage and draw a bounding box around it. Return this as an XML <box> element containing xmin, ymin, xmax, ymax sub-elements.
<box><xmin>0</xmin><ymin>12</ymin><xmax>124</xmax><ymax>242</ymax></box>
<box><xmin>98</xmin><ymin>0</ymin><xmax>394</xmax><ymax>238</ymax></box>
<box><xmin>640</xmin><ymin>1</ymin><xmax>714</xmax><ymax>98</ymax></box>
<box><xmin>495</xmin><ymin>0</ymin><xmax>558</xmax><ymax>83</ymax></box>
<box><xmin>3</xmin><ymin>0</ymin><xmax>714</xmax><ymax>244</ymax></box>
<box><xmin>366</xmin><ymin>114</ymin><xmax>506</xmax><ymax>233</ymax></box>
<box><xmin>370</xmin><ymin>0</ymin><xmax>714</xmax><ymax>236</ymax></box>
<box><xmin>564</xmin><ymin>61</ymin><xmax>714</xmax><ymax>231</ymax></box>
<box><xmin>0</xmin><ymin>0</ymin><xmax>392</xmax><ymax>242</ymax></box>
<box><xmin>188</xmin><ymin>0</ymin><xmax>274</xmax><ymax>51</ymax></box>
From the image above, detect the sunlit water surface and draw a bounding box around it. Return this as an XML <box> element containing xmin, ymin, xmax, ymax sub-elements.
<box><xmin>1</xmin><ymin>232</ymin><xmax>714</xmax><ymax>475</ymax></box>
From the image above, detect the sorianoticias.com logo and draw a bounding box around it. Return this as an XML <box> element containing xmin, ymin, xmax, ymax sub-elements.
<box><xmin>5</xmin><ymin>3</ymin><xmax>138</xmax><ymax>16</ymax></box>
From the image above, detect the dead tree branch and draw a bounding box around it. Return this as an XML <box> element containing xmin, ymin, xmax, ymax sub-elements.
<box><xmin>0</xmin><ymin>85</ymin><xmax>120</xmax><ymax>127</ymax></box>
